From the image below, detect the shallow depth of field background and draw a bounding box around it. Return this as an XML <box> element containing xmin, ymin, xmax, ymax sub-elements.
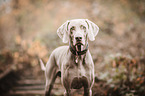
<box><xmin>0</xmin><ymin>0</ymin><xmax>145</xmax><ymax>96</ymax></box>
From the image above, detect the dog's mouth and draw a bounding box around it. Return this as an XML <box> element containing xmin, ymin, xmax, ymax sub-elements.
<box><xmin>75</xmin><ymin>43</ymin><xmax>83</xmax><ymax>46</ymax></box>
<box><xmin>75</xmin><ymin>43</ymin><xmax>84</xmax><ymax>51</ymax></box>
<box><xmin>70</xmin><ymin>42</ymin><xmax>88</xmax><ymax>56</ymax></box>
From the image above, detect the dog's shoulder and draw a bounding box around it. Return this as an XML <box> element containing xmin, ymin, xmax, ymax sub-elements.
<box><xmin>50</xmin><ymin>46</ymin><xmax>70</xmax><ymax>66</ymax></box>
<box><xmin>54</xmin><ymin>46</ymin><xmax>69</xmax><ymax>51</ymax></box>
<box><xmin>51</xmin><ymin>46</ymin><xmax>69</xmax><ymax>55</ymax></box>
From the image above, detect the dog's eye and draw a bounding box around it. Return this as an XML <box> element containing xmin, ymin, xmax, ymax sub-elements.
<box><xmin>70</xmin><ymin>26</ymin><xmax>75</xmax><ymax>31</ymax></box>
<box><xmin>83</xmin><ymin>26</ymin><xmax>86</xmax><ymax>29</ymax></box>
<box><xmin>80</xmin><ymin>25</ymin><xmax>86</xmax><ymax>30</ymax></box>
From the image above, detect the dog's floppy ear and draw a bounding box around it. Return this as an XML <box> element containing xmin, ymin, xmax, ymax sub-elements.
<box><xmin>57</xmin><ymin>20</ymin><xmax>70</xmax><ymax>43</ymax></box>
<box><xmin>85</xmin><ymin>19</ymin><xmax>99</xmax><ymax>41</ymax></box>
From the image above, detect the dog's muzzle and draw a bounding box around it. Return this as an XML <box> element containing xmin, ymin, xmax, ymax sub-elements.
<box><xmin>70</xmin><ymin>34</ymin><xmax>88</xmax><ymax>56</ymax></box>
<box><xmin>75</xmin><ymin>36</ymin><xmax>83</xmax><ymax>51</ymax></box>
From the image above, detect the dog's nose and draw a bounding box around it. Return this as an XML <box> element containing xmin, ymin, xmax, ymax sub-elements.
<box><xmin>75</xmin><ymin>37</ymin><xmax>82</xmax><ymax>41</ymax></box>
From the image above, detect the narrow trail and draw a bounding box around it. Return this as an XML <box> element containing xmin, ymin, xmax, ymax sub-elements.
<box><xmin>9</xmin><ymin>75</ymin><xmax>85</xmax><ymax>96</ymax></box>
<box><xmin>9</xmin><ymin>76</ymin><xmax>45</xmax><ymax>96</ymax></box>
<box><xmin>7</xmin><ymin>68</ymin><xmax>66</xmax><ymax>96</ymax></box>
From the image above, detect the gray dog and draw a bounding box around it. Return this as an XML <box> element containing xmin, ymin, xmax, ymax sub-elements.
<box><xmin>40</xmin><ymin>19</ymin><xmax>99</xmax><ymax>96</ymax></box>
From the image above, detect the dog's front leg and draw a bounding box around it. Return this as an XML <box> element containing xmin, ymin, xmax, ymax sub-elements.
<box><xmin>63</xmin><ymin>71</ymin><xmax>72</xmax><ymax>96</ymax></box>
<box><xmin>82</xmin><ymin>76</ymin><xmax>93</xmax><ymax>96</ymax></box>
<box><xmin>84</xmin><ymin>88</ymin><xmax>92</xmax><ymax>96</ymax></box>
<box><xmin>64</xmin><ymin>89</ymin><xmax>71</xmax><ymax>96</ymax></box>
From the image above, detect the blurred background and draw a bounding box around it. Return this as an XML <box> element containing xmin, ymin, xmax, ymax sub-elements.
<box><xmin>0</xmin><ymin>0</ymin><xmax>145</xmax><ymax>96</ymax></box>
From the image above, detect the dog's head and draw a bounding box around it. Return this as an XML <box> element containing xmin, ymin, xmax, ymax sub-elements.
<box><xmin>57</xmin><ymin>19</ymin><xmax>99</xmax><ymax>51</ymax></box>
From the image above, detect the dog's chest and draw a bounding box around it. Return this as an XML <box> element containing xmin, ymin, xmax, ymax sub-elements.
<box><xmin>66</xmin><ymin>61</ymin><xmax>90</xmax><ymax>89</ymax></box>
<box><xmin>67</xmin><ymin>60</ymin><xmax>87</xmax><ymax>76</ymax></box>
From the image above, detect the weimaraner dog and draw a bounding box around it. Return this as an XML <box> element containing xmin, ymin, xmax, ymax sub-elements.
<box><xmin>40</xmin><ymin>19</ymin><xmax>99</xmax><ymax>96</ymax></box>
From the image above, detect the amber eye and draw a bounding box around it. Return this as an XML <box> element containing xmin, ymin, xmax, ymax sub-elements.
<box><xmin>70</xmin><ymin>26</ymin><xmax>75</xmax><ymax>31</ymax></box>
<box><xmin>80</xmin><ymin>25</ymin><xmax>86</xmax><ymax>30</ymax></box>
<box><xmin>83</xmin><ymin>26</ymin><xmax>86</xmax><ymax>30</ymax></box>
